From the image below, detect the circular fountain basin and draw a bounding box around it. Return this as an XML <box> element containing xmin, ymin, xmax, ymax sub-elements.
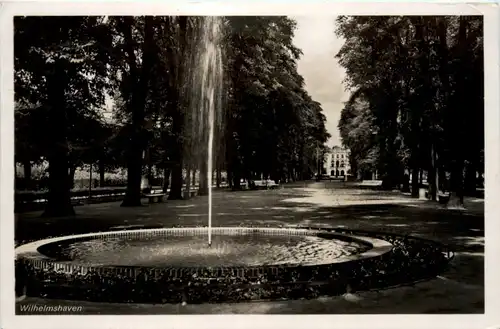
<box><xmin>15</xmin><ymin>227</ymin><xmax>412</xmax><ymax>304</ymax></box>
<box><xmin>15</xmin><ymin>227</ymin><xmax>454</xmax><ymax>304</ymax></box>
<box><xmin>42</xmin><ymin>232</ymin><xmax>371</xmax><ymax>267</ymax></box>
<box><xmin>16</xmin><ymin>227</ymin><xmax>393</xmax><ymax>270</ymax></box>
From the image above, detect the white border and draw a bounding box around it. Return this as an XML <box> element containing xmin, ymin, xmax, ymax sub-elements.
<box><xmin>1</xmin><ymin>2</ymin><xmax>499</xmax><ymax>329</ymax></box>
<box><xmin>0</xmin><ymin>2</ymin><xmax>494</xmax><ymax>16</ymax></box>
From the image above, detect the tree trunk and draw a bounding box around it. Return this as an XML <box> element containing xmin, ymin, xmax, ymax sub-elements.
<box><xmin>439</xmin><ymin>168</ymin><xmax>448</xmax><ymax>193</ymax></box>
<box><xmin>411</xmin><ymin>166</ymin><xmax>419</xmax><ymax>197</ymax></box>
<box><xmin>99</xmin><ymin>160</ymin><xmax>105</xmax><ymax>187</ymax></box>
<box><xmin>121</xmin><ymin>17</ymin><xmax>155</xmax><ymax>207</ymax></box>
<box><xmin>23</xmin><ymin>160</ymin><xmax>32</xmax><ymax>190</ymax></box>
<box><xmin>228</xmin><ymin>169</ymin><xmax>233</xmax><ymax>189</ymax></box>
<box><xmin>185</xmin><ymin>167</ymin><xmax>192</xmax><ymax>199</ymax></box>
<box><xmin>446</xmin><ymin>17</ymin><xmax>469</xmax><ymax>208</ymax></box>
<box><xmin>42</xmin><ymin>62</ymin><xmax>74</xmax><ymax>218</ymax></box>
<box><xmin>121</xmin><ymin>146</ymin><xmax>144</xmax><ymax>207</ymax></box>
<box><xmin>198</xmin><ymin>161</ymin><xmax>208</xmax><ymax>195</ymax></box>
<box><xmin>169</xmin><ymin>162</ymin><xmax>183</xmax><ymax>199</ymax></box>
<box><xmin>169</xmin><ymin>116</ymin><xmax>184</xmax><ymax>200</ymax></box>
<box><xmin>162</xmin><ymin>167</ymin><xmax>171</xmax><ymax>193</ymax></box>
<box><xmin>232</xmin><ymin>168</ymin><xmax>241</xmax><ymax>190</ymax></box>
<box><xmin>436</xmin><ymin>17</ymin><xmax>448</xmax><ymax>198</ymax></box>
<box><xmin>428</xmin><ymin>144</ymin><xmax>438</xmax><ymax>201</ymax></box>
<box><xmin>381</xmin><ymin>170</ymin><xmax>397</xmax><ymax>190</ymax></box>
<box><xmin>407</xmin><ymin>18</ymin><xmax>426</xmax><ymax>198</ymax></box>
<box><xmin>448</xmin><ymin>161</ymin><xmax>465</xmax><ymax>208</ymax></box>
<box><xmin>436</xmin><ymin>165</ymin><xmax>440</xmax><ymax>196</ymax></box>
<box><xmin>216</xmin><ymin>167</ymin><xmax>221</xmax><ymax>188</ymax></box>
<box><xmin>69</xmin><ymin>165</ymin><xmax>76</xmax><ymax>189</ymax></box>
<box><xmin>232</xmin><ymin>176</ymin><xmax>241</xmax><ymax>190</ymax></box>
<box><xmin>402</xmin><ymin>170</ymin><xmax>410</xmax><ymax>193</ymax></box>
<box><xmin>168</xmin><ymin>16</ymin><xmax>188</xmax><ymax>200</ymax></box>
<box><xmin>43</xmin><ymin>154</ymin><xmax>75</xmax><ymax>217</ymax></box>
<box><xmin>464</xmin><ymin>161</ymin><xmax>477</xmax><ymax>196</ymax></box>
<box><xmin>147</xmin><ymin>162</ymin><xmax>153</xmax><ymax>188</ymax></box>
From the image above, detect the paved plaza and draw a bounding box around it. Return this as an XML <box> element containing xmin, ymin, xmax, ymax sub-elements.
<box><xmin>15</xmin><ymin>181</ymin><xmax>484</xmax><ymax>314</ymax></box>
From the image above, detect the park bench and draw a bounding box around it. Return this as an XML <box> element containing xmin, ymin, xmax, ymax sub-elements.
<box><xmin>15</xmin><ymin>187</ymin><xmax>136</xmax><ymax>213</ymax></box>
<box><xmin>266</xmin><ymin>179</ymin><xmax>280</xmax><ymax>189</ymax></box>
<box><xmin>232</xmin><ymin>180</ymin><xmax>248</xmax><ymax>190</ymax></box>
<box><xmin>252</xmin><ymin>180</ymin><xmax>268</xmax><ymax>190</ymax></box>
<box><xmin>86</xmin><ymin>191</ymin><xmax>126</xmax><ymax>204</ymax></box>
<box><xmin>144</xmin><ymin>190</ymin><xmax>165</xmax><ymax>204</ymax></box>
<box><xmin>183</xmin><ymin>189</ymin><xmax>198</xmax><ymax>199</ymax></box>
<box><xmin>251</xmin><ymin>179</ymin><xmax>280</xmax><ymax>190</ymax></box>
<box><xmin>422</xmin><ymin>190</ymin><xmax>451</xmax><ymax>204</ymax></box>
<box><xmin>70</xmin><ymin>199</ymin><xmax>85</xmax><ymax>206</ymax></box>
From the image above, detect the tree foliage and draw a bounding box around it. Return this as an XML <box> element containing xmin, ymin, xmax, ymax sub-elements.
<box><xmin>14</xmin><ymin>16</ymin><xmax>113</xmax><ymax>216</ymax></box>
<box><xmin>224</xmin><ymin>17</ymin><xmax>330</xmax><ymax>186</ymax></box>
<box><xmin>14</xmin><ymin>15</ymin><xmax>331</xmax><ymax>214</ymax></box>
<box><xmin>336</xmin><ymin>16</ymin><xmax>484</xmax><ymax>204</ymax></box>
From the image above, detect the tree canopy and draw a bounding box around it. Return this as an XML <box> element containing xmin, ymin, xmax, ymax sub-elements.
<box><xmin>336</xmin><ymin>16</ymin><xmax>483</xmax><ymax>204</ymax></box>
<box><xmin>14</xmin><ymin>15</ymin><xmax>330</xmax><ymax>216</ymax></box>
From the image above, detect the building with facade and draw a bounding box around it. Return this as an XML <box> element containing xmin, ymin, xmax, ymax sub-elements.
<box><xmin>323</xmin><ymin>146</ymin><xmax>351</xmax><ymax>178</ymax></box>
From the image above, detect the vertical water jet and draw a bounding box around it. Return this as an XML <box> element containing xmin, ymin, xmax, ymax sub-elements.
<box><xmin>187</xmin><ymin>16</ymin><xmax>224</xmax><ymax>247</ymax></box>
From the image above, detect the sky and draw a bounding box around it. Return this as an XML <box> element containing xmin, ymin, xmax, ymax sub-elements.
<box><xmin>291</xmin><ymin>16</ymin><xmax>350</xmax><ymax>148</ymax></box>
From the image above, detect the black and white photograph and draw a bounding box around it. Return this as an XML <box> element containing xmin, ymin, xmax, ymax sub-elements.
<box><xmin>1</xmin><ymin>2</ymin><xmax>499</xmax><ymax>329</ymax></box>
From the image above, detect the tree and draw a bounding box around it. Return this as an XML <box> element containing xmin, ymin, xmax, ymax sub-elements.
<box><xmin>15</xmin><ymin>16</ymin><xmax>112</xmax><ymax>216</ymax></box>
<box><xmin>224</xmin><ymin>16</ymin><xmax>329</xmax><ymax>186</ymax></box>
<box><xmin>336</xmin><ymin>16</ymin><xmax>483</xmax><ymax>206</ymax></box>
<box><xmin>15</xmin><ymin>101</ymin><xmax>47</xmax><ymax>189</ymax></box>
<box><xmin>338</xmin><ymin>88</ymin><xmax>378</xmax><ymax>180</ymax></box>
<box><xmin>105</xmin><ymin>16</ymin><xmax>158</xmax><ymax>207</ymax></box>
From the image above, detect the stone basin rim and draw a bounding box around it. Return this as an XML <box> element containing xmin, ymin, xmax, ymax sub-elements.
<box><xmin>15</xmin><ymin>226</ymin><xmax>394</xmax><ymax>269</ymax></box>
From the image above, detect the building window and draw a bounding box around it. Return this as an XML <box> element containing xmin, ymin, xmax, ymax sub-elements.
<box><xmin>336</xmin><ymin>160</ymin><xmax>339</xmax><ymax>168</ymax></box>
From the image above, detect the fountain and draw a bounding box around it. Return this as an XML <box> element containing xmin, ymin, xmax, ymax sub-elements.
<box><xmin>186</xmin><ymin>16</ymin><xmax>224</xmax><ymax>247</ymax></box>
<box><xmin>14</xmin><ymin>226</ymin><xmax>453</xmax><ymax>303</ymax></box>
<box><xmin>14</xmin><ymin>17</ymin><xmax>454</xmax><ymax>304</ymax></box>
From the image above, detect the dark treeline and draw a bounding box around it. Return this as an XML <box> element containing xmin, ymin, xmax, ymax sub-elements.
<box><xmin>336</xmin><ymin>16</ymin><xmax>484</xmax><ymax>206</ymax></box>
<box><xmin>14</xmin><ymin>16</ymin><xmax>330</xmax><ymax>217</ymax></box>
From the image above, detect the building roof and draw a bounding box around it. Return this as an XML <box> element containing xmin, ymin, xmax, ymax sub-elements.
<box><xmin>330</xmin><ymin>145</ymin><xmax>347</xmax><ymax>152</ymax></box>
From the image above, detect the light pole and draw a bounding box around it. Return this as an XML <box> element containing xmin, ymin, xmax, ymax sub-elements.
<box><xmin>316</xmin><ymin>141</ymin><xmax>321</xmax><ymax>181</ymax></box>
<box><xmin>88</xmin><ymin>163</ymin><xmax>93</xmax><ymax>204</ymax></box>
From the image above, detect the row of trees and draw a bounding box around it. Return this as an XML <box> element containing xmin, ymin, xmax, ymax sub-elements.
<box><xmin>336</xmin><ymin>16</ymin><xmax>484</xmax><ymax>205</ymax></box>
<box><xmin>15</xmin><ymin>16</ymin><xmax>330</xmax><ymax>216</ymax></box>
